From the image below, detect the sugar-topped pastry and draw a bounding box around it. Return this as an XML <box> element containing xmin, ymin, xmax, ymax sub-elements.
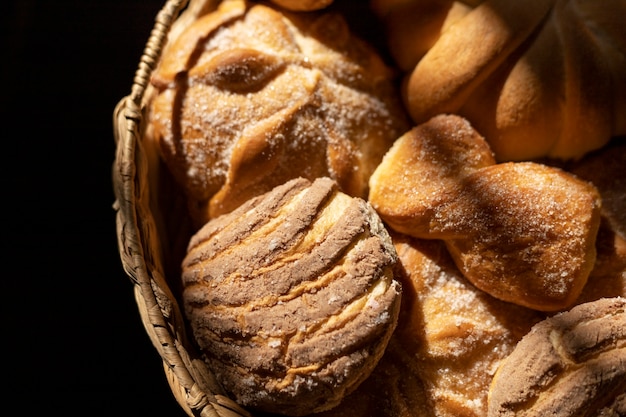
<box><xmin>488</xmin><ymin>297</ymin><xmax>626</xmax><ymax>417</ymax></box>
<box><xmin>146</xmin><ymin>0</ymin><xmax>409</xmax><ymax>226</ymax></box>
<box><xmin>369</xmin><ymin>114</ymin><xmax>602</xmax><ymax>311</ymax></box>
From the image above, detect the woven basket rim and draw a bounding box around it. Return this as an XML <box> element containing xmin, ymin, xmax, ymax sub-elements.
<box><xmin>112</xmin><ymin>1</ymin><xmax>252</xmax><ymax>416</ymax></box>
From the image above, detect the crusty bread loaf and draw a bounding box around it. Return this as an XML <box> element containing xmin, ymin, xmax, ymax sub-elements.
<box><xmin>378</xmin><ymin>0</ymin><xmax>626</xmax><ymax>161</ymax></box>
<box><xmin>146</xmin><ymin>0</ymin><xmax>409</xmax><ymax>227</ymax></box>
<box><xmin>488</xmin><ymin>297</ymin><xmax>626</xmax><ymax>417</ymax></box>
<box><xmin>181</xmin><ymin>177</ymin><xmax>401</xmax><ymax>415</ymax></box>
<box><xmin>369</xmin><ymin>114</ymin><xmax>602</xmax><ymax>311</ymax></box>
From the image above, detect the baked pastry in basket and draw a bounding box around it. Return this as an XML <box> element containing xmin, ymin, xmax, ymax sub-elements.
<box><xmin>112</xmin><ymin>1</ymin><xmax>624</xmax><ymax>416</ymax></box>
<box><xmin>316</xmin><ymin>235</ymin><xmax>543</xmax><ymax>417</ymax></box>
<box><xmin>373</xmin><ymin>0</ymin><xmax>626</xmax><ymax>161</ymax></box>
<box><xmin>488</xmin><ymin>297</ymin><xmax>626</xmax><ymax>417</ymax></box>
<box><xmin>369</xmin><ymin>114</ymin><xmax>602</xmax><ymax>311</ymax></box>
<box><xmin>146</xmin><ymin>0</ymin><xmax>409</xmax><ymax>226</ymax></box>
<box><xmin>181</xmin><ymin>177</ymin><xmax>401</xmax><ymax>416</ymax></box>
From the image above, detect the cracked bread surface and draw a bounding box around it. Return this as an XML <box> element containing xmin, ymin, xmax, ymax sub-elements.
<box><xmin>488</xmin><ymin>297</ymin><xmax>626</xmax><ymax>417</ymax></box>
<box><xmin>181</xmin><ymin>177</ymin><xmax>401</xmax><ymax>416</ymax></box>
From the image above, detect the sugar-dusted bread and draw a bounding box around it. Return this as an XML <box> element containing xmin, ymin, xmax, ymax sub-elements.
<box><xmin>181</xmin><ymin>177</ymin><xmax>401</xmax><ymax>415</ymax></box>
<box><xmin>146</xmin><ymin>0</ymin><xmax>409</xmax><ymax>226</ymax></box>
<box><xmin>369</xmin><ymin>114</ymin><xmax>602</xmax><ymax>311</ymax></box>
<box><xmin>316</xmin><ymin>235</ymin><xmax>543</xmax><ymax>417</ymax></box>
<box><xmin>488</xmin><ymin>297</ymin><xmax>626</xmax><ymax>417</ymax></box>
<box><xmin>374</xmin><ymin>0</ymin><xmax>626</xmax><ymax>161</ymax></box>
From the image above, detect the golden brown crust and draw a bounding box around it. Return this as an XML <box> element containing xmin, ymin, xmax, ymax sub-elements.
<box><xmin>369</xmin><ymin>114</ymin><xmax>602</xmax><ymax>311</ymax></box>
<box><xmin>393</xmin><ymin>0</ymin><xmax>626</xmax><ymax>161</ymax></box>
<box><xmin>391</xmin><ymin>235</ymin><xmax>544</xmax><ymax>416</ymax></box>
<box><xmin>269</xmin><ymin>0</ymin><xmax>334</xmax><ymax>11</ymax></box>
<box><xmin>147</xmin><ymin>0</ymin><xmax>409</xmax><ymax>226</ymax></box>
<box><xmin>181</xmin><ymin>177</ymin><xmax>401</xmax><ymax>415</ymax></box>
<box><xmin>368</xmin><ymin>114</ymin><xmax>496</xmax><ymax>236</ymax></box>
<box><xmin>403</xmin><ymin>0</ymin><xmax>552</xmax><ymax>126</ymax></box>
<box><xmin>444</xmin><ymin>162</ymin><xmax>602</xmax><ymax>311</ymax></box>
<box><xmin>488</xmin><ymin>297</ymin><xmax>626</xmax><ymax>417</ymax></box>
<box><xmin>370</xmin><ymin>0</ymin><xmax>473</xmax><ymax>71</ymax></box>
<box><xmin>311</xmin><ymin>235</ymin><xmax>544</xmax><ymax>417</ymax></box>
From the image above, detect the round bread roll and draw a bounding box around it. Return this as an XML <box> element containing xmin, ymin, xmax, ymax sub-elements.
<box><xmin>488</xmin><ymin>297</ymin><xmax>626</xmax><ymax>417</ymax></box>
<box><xmin>369</xmin><ymin>114</ymin><xmax>602</xmax><ymax>311</ymax></box>
<box><xmin>147</xmin><ymin>0</ymin><xmax>409</xmax><ymax>226</ymax></box>
<box><xmin>181</xmin><ymin>177</ymin><xmax>401</xmax><ymax>416</ymax></box>
<box><xmin>380</xmin><ymin>0</ymin><xmax>626</xmax><ymax>161</ymax></box>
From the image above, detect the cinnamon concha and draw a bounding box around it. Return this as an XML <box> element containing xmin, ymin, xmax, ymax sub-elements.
<box><xmin>181</xmin><ymin>177</ymin><xmax>401</xmax><ymax>416</ymax></box>
<box><xmin>146</xmin><ymin>0</ymin><xmax>409</xmax><ymax>226</ymax></box>
<box><xmin>488</xmin><ymin>297</ymin><xmax>626</xmax><ymax>417</ymax></box>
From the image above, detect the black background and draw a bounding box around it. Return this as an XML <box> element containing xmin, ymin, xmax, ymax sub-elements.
<box><xmin>3</xmin><ymin>1</ymin><xmax>187</xmax><ymax>415</ymax></box>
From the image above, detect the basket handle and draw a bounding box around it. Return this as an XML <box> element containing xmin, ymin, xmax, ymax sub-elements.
<box><xmin>112</xmin><ymin>0</ymin><xmax>190</xmax><ymax>284</ymax></box>
<box><xmin>112</xmin><ymin>1</ymin><xmax>254</xmax><ymax>416</ymax></box>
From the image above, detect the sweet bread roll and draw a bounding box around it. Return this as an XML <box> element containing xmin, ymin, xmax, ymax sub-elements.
<box><xmin>488</xmin><ymin>297</ymin><xmax>626</xmax><ymax>417</ymax></box>
<box><xmin>388</xmin><ymin>0</ymin><xmax>626</xmax><ymax>161</ymax></box>
<box><xmin>369</xmin><ymin>114</ymin><xmax>602</xmax><ymax>311</ymax></box>
<box><xmin>391</xmin><ymin>235</ymin><xmax>544</xmax><ymax>416</ymax></box>
<box><xmin>181</xmin><ymin>177</ymin><xmax>401</xmax><ymax>416</ymax></box>
<box><xmin>317</xmin><ymin>235</ymin><xmax>542</xmax><ymax>417</ymax></box>
<box><xmin>146</xmin><ymin>0</ymin><xmax>409</xmax><ymax>226</ymax></box>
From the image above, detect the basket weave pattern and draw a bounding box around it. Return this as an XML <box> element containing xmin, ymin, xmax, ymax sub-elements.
<box><xmin>112</xmin><ymin>0</ymin><xmax>252</xmax><ymax>415</ymax></box>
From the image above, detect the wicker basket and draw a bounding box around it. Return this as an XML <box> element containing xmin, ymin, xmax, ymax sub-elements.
<box><xmin>112</xmin><ymin>0</ymin><xmax>252</xmax><ymax>415</ymax></box>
